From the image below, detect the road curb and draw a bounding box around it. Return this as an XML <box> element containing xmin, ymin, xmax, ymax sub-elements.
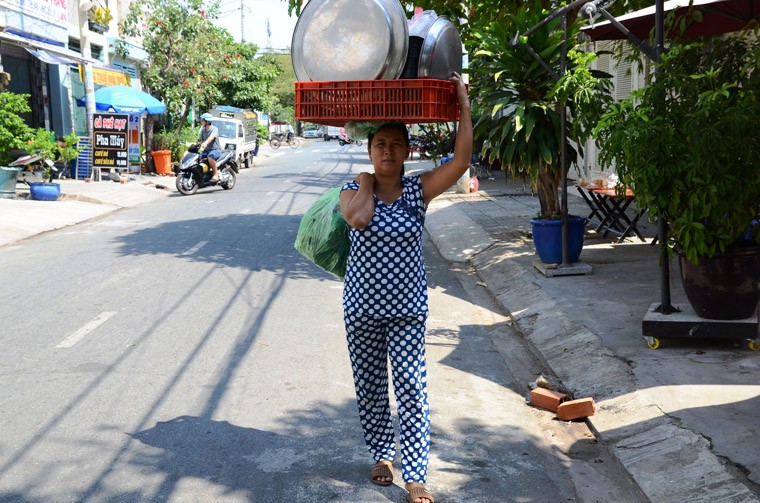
<box><xmin>467</xmin><ymin>242</ymin><xmax>759</xmax><ymax>503</ymax></box>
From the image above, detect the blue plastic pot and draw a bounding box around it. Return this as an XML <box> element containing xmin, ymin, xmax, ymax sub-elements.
<box><xmin>530</xmin><ymin>216</ymin><xmax>587</xmax><ymax>264</ymax></box>
<box><xmin>29</xmin><ymin>182</ymin><xmax>61</xmax><ymax>201</ymax></box>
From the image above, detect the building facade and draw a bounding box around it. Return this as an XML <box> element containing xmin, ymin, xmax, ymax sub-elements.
<box><xmin>0</xmin><ymin>0</ymin><xmax>148</xmax><ymax>139</ymax></box>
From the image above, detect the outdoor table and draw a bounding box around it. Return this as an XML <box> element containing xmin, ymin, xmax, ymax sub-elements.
<box><xmin>576</xmin><ymin>184</ymin><xmax>646</xmax><ymax>243</ymax></box>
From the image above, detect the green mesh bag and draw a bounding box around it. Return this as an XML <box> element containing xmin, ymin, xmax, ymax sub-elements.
<box><xmin>294</xmin><ymin>187</ymin><xmax>350</xmax><ymax>279</ymax></box>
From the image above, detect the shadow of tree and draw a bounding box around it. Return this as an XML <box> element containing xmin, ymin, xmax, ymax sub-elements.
<box><xmin>114</xmin><ymin>212</ymin><xmax>337</xmax><ymax>282</ymax></box>
<box><xmin>129</xmin><ymin>407</ymin><xmax>408</xmax><ymax>502</ymax></box>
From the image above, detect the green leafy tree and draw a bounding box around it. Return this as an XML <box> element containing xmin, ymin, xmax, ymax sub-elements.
<box><xmin>594</xmin><ymin>36</ymin><xmax>760</xmax><ymax>264</ymax></box>
<box><xmin>119</xmin><ymin>0</ymin><xmax>223</xmax><ymax>127</ymax></box>
<box><xmin>264</xmin><ymin>52</ymin><xmax>296</xmax><ymax>125</ymax></box>
<box><xmin>0</xmin><ymin>92</ymin><xmax>34</xmax><ymax>163</ymax></box>
<box><xmin>216</xmin><ymin>44</ymin><xmax>281</xmax><ymax>112</ymax></box>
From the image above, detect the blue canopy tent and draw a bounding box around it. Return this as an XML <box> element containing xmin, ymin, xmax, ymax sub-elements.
<box><xmin>76</xmin><ymin>85</ymin><xmax>166</xmax><ymax>115</ymax></box>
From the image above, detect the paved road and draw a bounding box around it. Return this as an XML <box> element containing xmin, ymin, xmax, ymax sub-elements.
<box><xmin>0</xmin><ymin>141</ymin><xmax>644</xmax><ymax>502</ymax></box>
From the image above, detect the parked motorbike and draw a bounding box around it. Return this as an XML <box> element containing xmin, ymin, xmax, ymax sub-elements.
<box><xmin>175</xmin><ymin>144</ymin><xmax>238</xmax><ymax>195</ymax></box>
<box><xmin>338</xmin><ymin>135</ymin><xmax>362</xmax><ymax>147</ymax></box>
<box><xmin>8</xmin><ymin>149</ymin><xmax>59</xmax><ymax>184</ymax></box>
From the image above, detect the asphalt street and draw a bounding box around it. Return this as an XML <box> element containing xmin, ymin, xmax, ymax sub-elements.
<box><xmin>0</xmin><ymin>141</ymin><xmax>647</xmax><ymax>502</ymax></box>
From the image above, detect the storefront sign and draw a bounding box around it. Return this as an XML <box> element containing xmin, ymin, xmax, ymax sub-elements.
<box><xmin>93</xmin><ymin>113</ymin><xmax>129</xmax><ymax>170</ymax></box>
<box><xmin>78</xmin><ymin>65</ymin><xmax>131</xmax><ymax>87</ymax></box>
<box><xmin>16</xmin><ymin>0</ymin><xmax>67</xmax><ymax>23</ymax></box>
<box><xmin>128</xmin><ymin>114</ymin><xmax>140</xmax><ymax>164</ymax></box>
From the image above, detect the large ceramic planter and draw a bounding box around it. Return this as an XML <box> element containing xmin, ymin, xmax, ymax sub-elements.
<box><xmin>29</xmin><ymin>182</ymin><xmax>61</xmax><ymax>201</ymax></box>
<box><xmin>0</xmin><ymin>166</ymin><xmax>20</xmax><ymax>199</ymax></box>
<box><xmin>679</xmin><ymin>244</ymin><xmax>760</xmax><ymax>320</ymax></box>
<box><xmin>530</xmin><ymin>216</ymin><xmax>587</xmax><ymax>264</ymax></box>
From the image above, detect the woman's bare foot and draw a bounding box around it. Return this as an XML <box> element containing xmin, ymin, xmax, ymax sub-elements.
<box><xmin>405</xmin><ymin>482</ymin><xmax>434</xmax><ymax>503</ymax></box>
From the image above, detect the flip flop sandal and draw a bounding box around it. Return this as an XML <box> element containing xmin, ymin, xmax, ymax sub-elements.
<box><xmin>370</xmin><ymin>461</ymin><xmax>394</xmax><ymax>486</ymax></box>
<box><xmin>406</xmin><ymin>485</ymin><xmax>434</xmax><ymax>503</ymax></box>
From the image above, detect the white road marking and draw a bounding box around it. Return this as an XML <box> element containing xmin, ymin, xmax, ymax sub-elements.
<box><xmin>57</xmin><ymin>311</ymin><xmax>117</xmax><ymax>348</ymax></box>
<box><xmin>240</xmin><ymin>209</ymin><xmax>252</xmax><ymax>214</ymax></box>
<box><xmin>182</xmin><ymin>240</ymin><xmax>208</xmax><ymax>256</ymax></box>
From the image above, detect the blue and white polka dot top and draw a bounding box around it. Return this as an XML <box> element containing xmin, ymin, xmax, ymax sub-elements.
<box><xmin>341</xmin><ymin>174</ymin><xmax>428</xmax><ymax>317</ymax></box>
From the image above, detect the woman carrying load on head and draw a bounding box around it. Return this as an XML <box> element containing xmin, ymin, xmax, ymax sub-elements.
<box><xmin>339</xmin><ymin>72</ymin><xmax>472</xmax><ymax>503</ymax></box>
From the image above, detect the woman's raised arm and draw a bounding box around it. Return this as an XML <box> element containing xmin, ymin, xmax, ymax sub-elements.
<box><xmin>421</xmin><ymin>72</ymin><xmax>473</xmax><ymax>205</ymax></box>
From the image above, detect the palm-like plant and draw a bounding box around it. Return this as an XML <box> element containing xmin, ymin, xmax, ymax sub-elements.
<box><xmin>469</xmin><ymin>2</ymin><xmax>612</xmax><ymax>219</ymax></box>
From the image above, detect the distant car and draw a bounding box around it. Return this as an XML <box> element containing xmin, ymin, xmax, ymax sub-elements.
<box><xmin>303</xmin><ymin>129</ymin><xmax>322</xmax><ymax>139</ymax></box>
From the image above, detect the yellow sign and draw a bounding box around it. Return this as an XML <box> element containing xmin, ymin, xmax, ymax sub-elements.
<box><xmin>78</xmin><ymin>65</ymin><xmax>131</xmax><ymax>87</ymax></box>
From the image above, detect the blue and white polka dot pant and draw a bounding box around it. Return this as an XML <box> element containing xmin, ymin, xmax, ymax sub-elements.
<box><xmin>344</xmin><ymin>311</ymin><xmax>430</xmax><ymax>483</ymax></box>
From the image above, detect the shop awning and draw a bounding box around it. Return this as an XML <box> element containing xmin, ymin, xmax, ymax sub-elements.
<box><xmin>25</xmin><ymin>48</ymin><xmax>78</xmax><ymax>67</ymax></box>
<box><xmin>0</xmin><ymin>30</ymin><xmax>98</xmax><ymax>66</ymax></box>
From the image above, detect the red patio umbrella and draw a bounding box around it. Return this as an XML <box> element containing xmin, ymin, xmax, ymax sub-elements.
<box><xmin>582</xmin><ymin>0</ymin><xmax>760</xmax><ymax>40</ymax></box>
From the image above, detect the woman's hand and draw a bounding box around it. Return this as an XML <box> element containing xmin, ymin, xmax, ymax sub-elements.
<box><xmin>420</xmin><ymin>72</ymin><xmax>473</xmax><ymax>205</ymax></box>
<box><xmin>355</xmin><ymin>172</ymin><xmax>376</xmax><ymax>187</ymax></box>
<box><xmin>341</xmin><ymin>172</ymin><xmax>377</xmax><ymax>229</ymax></box>
<box><xmin>450</xmin><ymin>72</ymin><xmax>470</xmax><ymax>110</ymax></box>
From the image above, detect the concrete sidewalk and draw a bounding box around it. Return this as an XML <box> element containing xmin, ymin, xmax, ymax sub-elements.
<box><xmin>1</xmin><ymin>163</ymin><xmax>759</xmax><ymax>502</ymax></box>
<box><xmin>0</xmin><ymin>175</ymin><xmax>176</xmax><ymax>247</ymax></box>
<box><xmin>425</xmin><ymin>172</ymin><xmax>760</xmax><ymax>503</ymax></box>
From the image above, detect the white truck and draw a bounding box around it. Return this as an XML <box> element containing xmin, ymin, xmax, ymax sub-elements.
<box><xmin>323</xmin><ymin>125</ymin><xmax>342</xmax><ymax>141</ymax></box>
<box><xmin>209</xmin><ymin>106</ymin><xmax>258</xmax><ymax>169</ymax></box>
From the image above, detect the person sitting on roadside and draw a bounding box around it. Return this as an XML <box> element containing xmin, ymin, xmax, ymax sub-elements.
<box><xmin>198</xmin><ymin>113</ymin><xmax>221</xmax><ymax>182</ymax></box>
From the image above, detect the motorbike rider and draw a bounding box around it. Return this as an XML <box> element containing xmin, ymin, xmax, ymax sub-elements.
<box><xmin>198</xmin><ymin>112</ymin><xmax>221</xmax><ymax>182</ymax></box>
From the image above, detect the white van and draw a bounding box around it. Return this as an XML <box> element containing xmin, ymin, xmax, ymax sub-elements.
<box><xmin>323</xmin><ymin>126</ymin><xmax>342</xmax><ymax>141</ymax></box>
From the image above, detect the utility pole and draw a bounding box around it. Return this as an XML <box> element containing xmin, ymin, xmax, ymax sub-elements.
<box><xmin>78</xmin><ymin>0</ymin><xmax>96</xmax><ymax>180</ymax></box>
<box><xmin>240</xmin><ymin>0</ymin><xmax>245</xmax><ymax>42</ymax></box>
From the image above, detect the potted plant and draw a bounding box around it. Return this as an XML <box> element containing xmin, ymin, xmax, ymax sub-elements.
<box><xmin>55</xmin><ymin>133</ymin><xmax>83</xmax><ymax>180</ymax></box>
<box><xmin>594</xmin><ymin>33</ymin><xmax>760</xmax><ymax>319</ymax></box>
<box><xmin>0</xmin><ymin>92</ymin><xmax>36</xmax><ymax>198</ymax></box>
<box><xmin>150</xmin><ymin>131</ymin><xmax>173</xmax><ymax>175</ymax></box>
<box><xmin>25</xmin><ymin>129</ymin><xmax>62</xmax><ymax>201</ymax></box>
<box><xmin>469</xmin><ymin>4</ymin><xmax>612</xmax><ymax>263</ymax></box>
<box><xmin>88</xmin><ymin>6</ymin><xmax>112</xmax><ymax>33</ymax></box>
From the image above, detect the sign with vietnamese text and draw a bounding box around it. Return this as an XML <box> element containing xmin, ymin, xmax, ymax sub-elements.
<box><xmin>128</xmin><ymin>114</ymin><xmax>140</xmax><ymax>164</ymax></box>
<box><xmin>93</xmin><ymin>113</ymin><xmax>129</xmax><ymax>170</ymax></box>
<box><xmin>17</xmin><ymin>0</ymin><xmax>67</xmax><ymax>23</ymax></box>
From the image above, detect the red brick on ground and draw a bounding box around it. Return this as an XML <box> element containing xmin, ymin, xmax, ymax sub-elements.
<box><xmin>530</xmin><ymin>388</ymin><xmax>569</xmax><ymax>412</ymax></box>
<box><xmin>557</xmin><ymin>397</ymin><xmax>596</xmax><ymax>421</ymax></box>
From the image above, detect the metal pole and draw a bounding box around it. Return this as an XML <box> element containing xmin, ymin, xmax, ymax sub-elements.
<box><xmin>560</xmin><ymin>14</ymin><xmax>570</xmax><ymax>266</ymax></box>
<box><xmin>653</xmin><ymin>0</ymin><xmax>676</xmax><ymax>313</ymax></box>
<box><xmin>79</xmin><ymin>3</ymin><xmax>96</xmax><ymax>181</ymax></box>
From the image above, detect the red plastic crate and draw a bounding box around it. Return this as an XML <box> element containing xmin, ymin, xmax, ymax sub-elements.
<box><xmin>294</xmin><ymin>79</ymin><xmax>460</xmax><ymax>126</ymax></box>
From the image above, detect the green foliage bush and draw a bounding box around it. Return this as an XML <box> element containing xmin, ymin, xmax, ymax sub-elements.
<box><xmin>154</xmin><ymin>127</ymin><xmax>199</xmax><ymax>162</ymax></box>
<box><xmin>594</xmin><ymin>34</ymin><xmax>760</xmax><ymax>263</ymax></box>
<box><xmin>0</xmin><ymin>92</ymin><xmax>34</xmax><ymax>164</ymax></box>
<box><xmin>256</xmin><ymin>124</ymin><xmax>269</xmax><ymax>145</ymax></box>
